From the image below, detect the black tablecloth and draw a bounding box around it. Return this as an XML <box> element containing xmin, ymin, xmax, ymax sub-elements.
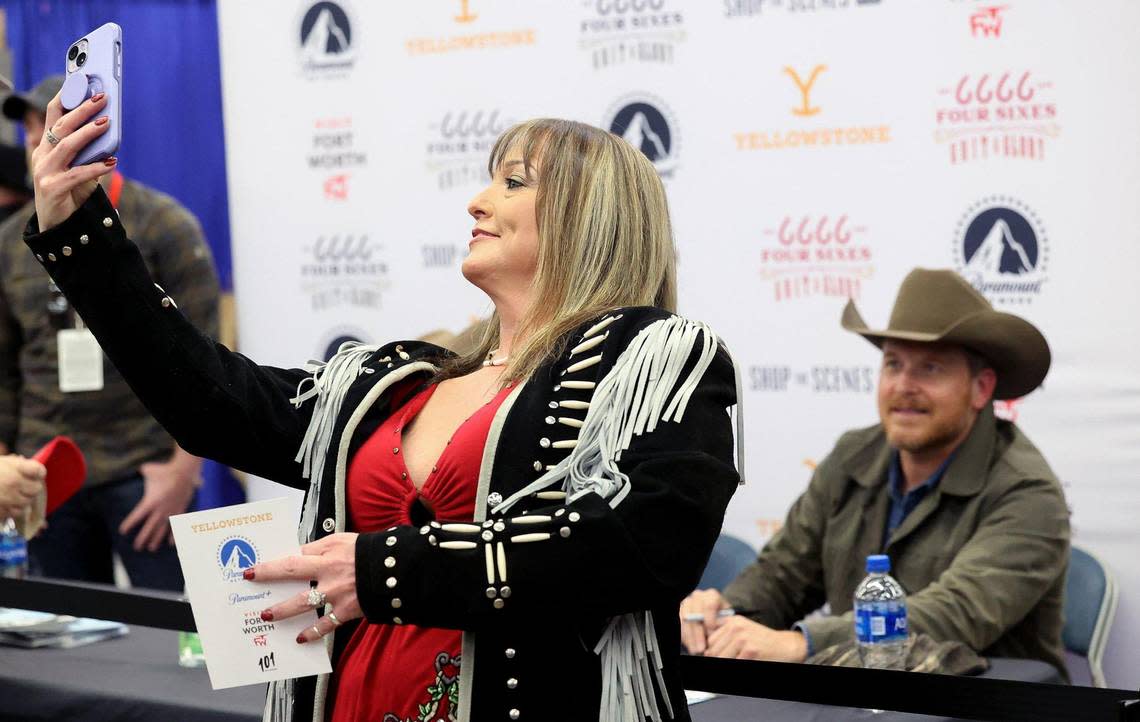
<box><xmin>0</xmin><ymin>624</ymin><xmax>1063</xmax><ymax>722</ymax></box>
<box><xmin>689</xmin><ymin>658</ymin><xmax>1065</xmax><ymax>722</ymax></box>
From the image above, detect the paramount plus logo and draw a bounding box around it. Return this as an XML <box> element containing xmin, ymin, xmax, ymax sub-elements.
<box><xmin>954</xmin><ymin>197</ymin><xmax>1049</xmax><ymax>304</ymax></box>
<box><xmin>300</xmin><ymin>234</ymin><xmax>390</xmax><ymax>311</ymax></box>
<box><xmin>218</xmin><ymin>537</ymin><xmax>258</xmax><ymax>583</ymax></box>
<box><xmin>299</xmin><ymin>1</ymin><xmax>355</xmax><ymax>75</ymax></box>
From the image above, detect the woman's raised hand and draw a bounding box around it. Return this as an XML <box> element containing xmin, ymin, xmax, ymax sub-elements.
<box><xmin>30</xmin><ymin>91</ymin><xmax>117</xmax><ymax>231</ymax></box>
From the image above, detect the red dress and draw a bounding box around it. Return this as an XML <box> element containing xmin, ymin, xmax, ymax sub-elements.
<box><xmin>331</xmin><ymin>381</ymin><xmax>513</xmax><ymax>722</ymax></box>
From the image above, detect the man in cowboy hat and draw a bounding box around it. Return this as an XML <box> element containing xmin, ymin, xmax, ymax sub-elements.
<box><xmin>680</xmin><ymin>268</ymin><xmax>1070</xmax><ymax>677</ymax></box>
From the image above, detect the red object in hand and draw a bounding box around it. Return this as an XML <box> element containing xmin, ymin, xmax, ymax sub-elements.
<box><xmin>32</xmin><ymin>436</ymin><xmax>87</xmax><ymax>515</ymax></box>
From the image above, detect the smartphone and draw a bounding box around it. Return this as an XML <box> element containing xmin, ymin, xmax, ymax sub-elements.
<box><xmin>63</xmin><ymin>23</ymin><xmax>122</xmax><ymax>167</ymax></box>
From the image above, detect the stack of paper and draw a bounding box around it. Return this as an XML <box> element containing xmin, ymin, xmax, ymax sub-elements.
<box><xmin>0</xmin><ymin>608</ymin><xmax>128</xmax><ymax>649</ymax></box>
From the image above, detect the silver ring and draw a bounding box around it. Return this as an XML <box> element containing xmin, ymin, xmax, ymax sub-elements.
<box><xmin>45</xmin><ymin>128</ymin><xmax>61</xmax><ymax>146</ymax></box>
<box><xmin>311</xmin><ymin>625</ymin><xmax>321</xmax><ymax>638</ymax></box>
<box><xmin>306</xmin><ymin>588</ymin><xmax>327</xmax><ymax>608</ymax></box>
<box><xmin>327</xmin><ymin>611</ymin><xmax>341</xmax><ymax>626</ymax></box>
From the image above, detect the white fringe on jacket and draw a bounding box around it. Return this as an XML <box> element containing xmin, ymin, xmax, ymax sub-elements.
<box><xmin>493</xmin><ymin>316</ymin><xmax>725</xmax><ymax>722</ymax></box>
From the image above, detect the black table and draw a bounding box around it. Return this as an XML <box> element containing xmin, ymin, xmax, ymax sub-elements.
<box><xmin>0</xmin><ymin>624</ymin><xmax>1063</xmax><ymax>722</ymax></box>
<box><xmin>689</xmin><ymin>658</ymin><xmax>1064</xmax><ymax>722</ymax></box>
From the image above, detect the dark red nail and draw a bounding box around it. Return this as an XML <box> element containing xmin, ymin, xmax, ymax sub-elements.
<box><xmin>242</xmin><ymin>568</ymin><xmax>255</xmax><ymax>581</ymax></box>
<box><xmin>103</xmin><ymin>157</ymin><xmax>118</xmax><ymax>166</ymax></box>
<box><xmin>91</xmin><ymin>93</ymin><xmax>105</xmax><ymax>102</ymax></box>
<box><xmin>260</xmin><ymin>610</ymin><xmax>274</xmax><ymax>621</ymax></box>
<box><xmin>296</xmin><ymin>634</ymin><xmax>306</xmax><ymax>644</ymax></box>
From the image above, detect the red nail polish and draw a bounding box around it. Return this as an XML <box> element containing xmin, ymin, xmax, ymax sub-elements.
<box><xmin>243</xmin><ymin>568</ymin><xmax>255</xmax><ymax>581</ymax></box>
<box><xmin>260</xmin><ymin>610</ymin><xmax>274</xmax><ymax>622</ymax></box>
<box><xmin>95</xmin><ymin>116</ymin><xmax>109</xmax><ymax>126</ymax></box>
<box><xmin>103</xmin><ymin>157</ymin><xmax>118</xmax><ymax>166</ymax></box>
<box><xmin>91</xmin><ymin>93</ymin><xmax>105</xmax><ymax>102</ymax></box>
<box><xmin>296</xmin><ymin>634</ymin><xmax>306</xmax><ymax>644</ymax></box>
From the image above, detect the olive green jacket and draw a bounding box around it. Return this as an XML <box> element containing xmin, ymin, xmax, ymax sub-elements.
<box><xmin>723</xmin><ymin>406</ymin><xmax>1070</xmax><ymax>677</ymax></box>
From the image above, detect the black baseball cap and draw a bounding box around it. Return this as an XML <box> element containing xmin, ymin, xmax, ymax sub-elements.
<box><xmin>2</xmin><ymin>75</ymin><xmax>65</xmax><ymax>122</ymax></box>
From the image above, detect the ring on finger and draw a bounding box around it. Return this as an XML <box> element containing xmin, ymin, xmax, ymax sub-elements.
<box><xmin>45</xmin><ymin>128</ymin><xmax>62</xmax><ymax>146</ymax></box>
<box><xmin>311</xmin><ymin>625</ymin><xmax>321</xmax><ymax>638</ymax></box>
<box><xmin>327</xmin><ymin>611</ymin><xmax>341</xmax><ymax>626</ymax></box>
<box><xmin>306</xmin><ymin>588</ymin><xmax>327</xmax><ymax>608</ymax></box>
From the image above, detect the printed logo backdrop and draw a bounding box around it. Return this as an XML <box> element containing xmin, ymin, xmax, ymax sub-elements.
<box><xmin>218</xmin><ymin>0</ymin><xmax>1140</xmax><ymax>688</ymax></box>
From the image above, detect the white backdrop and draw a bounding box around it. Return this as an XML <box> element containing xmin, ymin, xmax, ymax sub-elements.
<box><xmin>218</xmin><ymin>0</ymin><xmax>1140</xmax><ymax>689</ymax></box>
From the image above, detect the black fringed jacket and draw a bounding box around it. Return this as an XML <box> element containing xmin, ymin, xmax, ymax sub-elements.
<box><xmin>26</xmin><ymin>187</ymin><xmax>741</xmax><ymax>722</ymax></box>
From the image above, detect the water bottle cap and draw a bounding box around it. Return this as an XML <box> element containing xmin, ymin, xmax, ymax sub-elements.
<box><xmin>866</xmin><ymin>554</ymin><xmax>891</xmax><ymax>573</ymax></box>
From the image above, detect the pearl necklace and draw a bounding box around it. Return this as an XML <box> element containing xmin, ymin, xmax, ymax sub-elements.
<box><xmin>482</xmin><ymin>349</ymin><xmax>509</xmax><ymax>367</ymax></box>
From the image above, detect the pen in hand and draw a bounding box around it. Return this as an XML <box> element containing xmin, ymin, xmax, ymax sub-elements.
<box><xmin>682</xmin><ymin>608</ymin><xmax>747</xmax><ymax>623</ymax></box>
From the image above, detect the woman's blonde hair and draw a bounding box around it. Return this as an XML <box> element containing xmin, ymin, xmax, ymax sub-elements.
<box><xmin>437</xmin><ymin>118</ymin><xmax>677</xmax><ymax>384</ymax></box>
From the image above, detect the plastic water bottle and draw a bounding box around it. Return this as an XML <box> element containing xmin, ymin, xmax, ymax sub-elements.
<box><xmin>854</xmin><ymin>554</ymin><xmax>908</xmax><ymax>670</ymax></box>
<box><xmin>0</xmin><ymin>517</ymin><xmax>28</xmax><ymax>579</ymax></box>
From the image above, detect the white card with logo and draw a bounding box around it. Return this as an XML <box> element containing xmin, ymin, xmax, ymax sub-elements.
<box><xmin>170</xmin><ymin>498</ymin><xmax>332</xmax><ymax>689</ymax></box>
<box><xmin>57</xmin><ymin>329</ymin><xmax>105</xmax><ymax>392</ymax></box>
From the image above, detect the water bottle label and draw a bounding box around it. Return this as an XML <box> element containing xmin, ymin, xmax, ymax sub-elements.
<box><xmin>0</xmin><ymin>542</ymin><xmax>28</xmax><ymax>565</ymax></box>
<box><xmin>855</xmin><ymin>603</ymin><xmax>907</xmax><ymax>644</ymax></box>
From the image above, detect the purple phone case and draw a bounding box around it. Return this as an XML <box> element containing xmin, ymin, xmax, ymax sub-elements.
<box><xmin>63</xmin><ymin>23</ymin><xmax>122</xmax><ymax>167</ymax></box>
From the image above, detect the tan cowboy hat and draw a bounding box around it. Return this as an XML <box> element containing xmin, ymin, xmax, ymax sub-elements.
<box><xmin>841</xmin><ymin>268</ymin><xmax>1050</xmax><ymax>400</ymax></box>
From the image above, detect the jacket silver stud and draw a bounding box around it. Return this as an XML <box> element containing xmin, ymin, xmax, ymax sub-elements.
<box><xmin>385</xmin><ymin>556</ymin><xmax>396</xmax><ymax>568</ymax></box>
<box><xmin>62</xmin><ymin>246</ymin><xmax>72</xmax><ymax>256</ymax></box>
<box><xmin>322</xmin><ymin>518</ymin><xmax>336</xmax><ymax>532</ymax></box>
<box><xmin>505</xmin><ymin>648</ymin><xmax>516</xmax><ymax>658</ymax></box>
<box><xmin>553</xmin><ymin>384</ymin><xmax>561</xmax><ymax>392</ymax></box>
<box><xmin>35</xmin><ymin>254</ymin><xmax>43</xmax><ymax>262</ymax></box>
<box><xmin>493</xmin><ymin>521</ymin><xmax>506</xmax><ymax>532</ymax></box>
<box><xmin>487</xmin><ymin>491</ymin><xmax>503</xmax><ymax>507</ymax></box>
<box><xmin>560</xmin><ymin>527</ymin><xmax>571</xmax><ymax>538</ymax></box>
<box><xmin>47</xmin><ymin>253</ymin><xmax>56</xmax><ymax>262</ymax></box>
<box><xmin>548</xmin><ymin>401</ymin><xmax>558</xmax><ymax>409</ymax></box>
<box><xmin>555</xmin><ymin>509</ymin><xmax>565</xmax><ymax>517</ymax></box>
<box><xmin>500</xmin><ymin>585</ymin><xmax>512</xmax><ymax>598</ymax></box>
<box><xmin>507</xmin><ymin>678</ymin><xmax>518</xmax><ymax>689</ymax></box>
<box><xmin>392</xmin><ymin>447</ymin><xmax>399</xmax><ymax>454</ymax></box>
<box><xmin>545</xmin><ymin>416</ymin><xmax>555</xmax><ymax>425</ymax></box>
<box><xmin>79</xmin><ymin>234</ymin><xmax>89</xmax><ymax>244</ymax></box>
<box><xmin>102</xmin><ymin>217</ymin><xmax>113</xmax><ymax>227</ymax></box>
<box><xmin>482</xmin><ymin>530</ymin><xmax>493</xmax><ymax>541</ymax></box>
<box><xmin>486</xmin><ymin>587</ymin><xmax>497</xmax><ymax>599</ymax></box>
<box><xmin>363</xmin><ymin>367</ymin><xmax>375</xmax><ymax>374</ymax></box>
<box><xmin>386</xmin><ymin>536</ymin><xmax>397</xmax><ymax>546</ymax></box>
<box><xmin>420</xmin><ymin>525</ymin><xmax>430</xmax><ymax>535</ymax></box>
<box><xmin>391</xmin><ymin>598</ymin><xmax>402</xmax><ymax>608</ymax></box>
<box><xmin>392</xmin><ymin>616</ymin><xmax>403</xmax><ymax>625</ymax></box>
<box><xmin>493</xmin><ymin>599</ymin><xmax>505</xmax><ymax>609</ymax></box>
<box><xmin>161</xmin><ymin>297</ymin><xmax>172</xmax><ymax>308</ymax></box>
<box><xmin>533</xmin><ymin>460</ymin><xmax>543</xmax><ymax>471</ymax></box>
<box><xmin>568</xmin><ymin>512</ymin><xmax>581</xmax><ymax>522</ymax></box>
<box><xmin>509</xmin><ymin>709</ymin><xmax>520</xmax><ymax>719</ymax></box>
<box><xmin>428</xmin><ymin>535</ymin><xmax>437</xmax><ymax>545</ymax></box>
<box><xmin>386</xmin><ymin>577</ymin><xmax>397</xmax><ymax>589</ymax></box>
<box><xmin>539</xmin><ymin>438</ymin><xmax>551</xmax><ymax>448</ymax></box>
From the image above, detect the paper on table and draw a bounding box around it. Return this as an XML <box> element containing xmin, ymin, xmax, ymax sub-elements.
<box><xmin>170</xmin><ymin>498</ymin><xmax>332</xmax><ymax>689</ymax></box>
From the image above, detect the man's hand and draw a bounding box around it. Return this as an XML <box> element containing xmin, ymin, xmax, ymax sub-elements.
<box><xmin>119</xmin><ymin>449</ymin><xmax>201</xmax><ymax>552</ymax></box>
<box><xmin>705</xmin><ymin>615</ymin><xmax>809</xmax><ymax>663</ymax></box>
<box><xmin>679</xmin><ymin>588</ymin><xmax>732</xmax><ymax>655</ymax></box>
<box><xmin>0</xmin><ymin>455</ymin><xmax>46</xmax><ymax>519</ymax></box>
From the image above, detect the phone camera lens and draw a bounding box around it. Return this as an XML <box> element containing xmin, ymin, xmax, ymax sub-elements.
<box><xmin>68</xmin><ymin>46</ymin><xmax>79</xmax><ymax>61</ymax></box>
<box><xmin>76</xmin><ymin>52</ymin><xmax>87</xmax><ymax>67</ymax></box>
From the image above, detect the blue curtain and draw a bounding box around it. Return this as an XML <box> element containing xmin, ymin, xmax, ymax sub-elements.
<box><xmin>5</xmin><ymin>0</ymin><xmax>244</xmax><ymax>509</ymax></box>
